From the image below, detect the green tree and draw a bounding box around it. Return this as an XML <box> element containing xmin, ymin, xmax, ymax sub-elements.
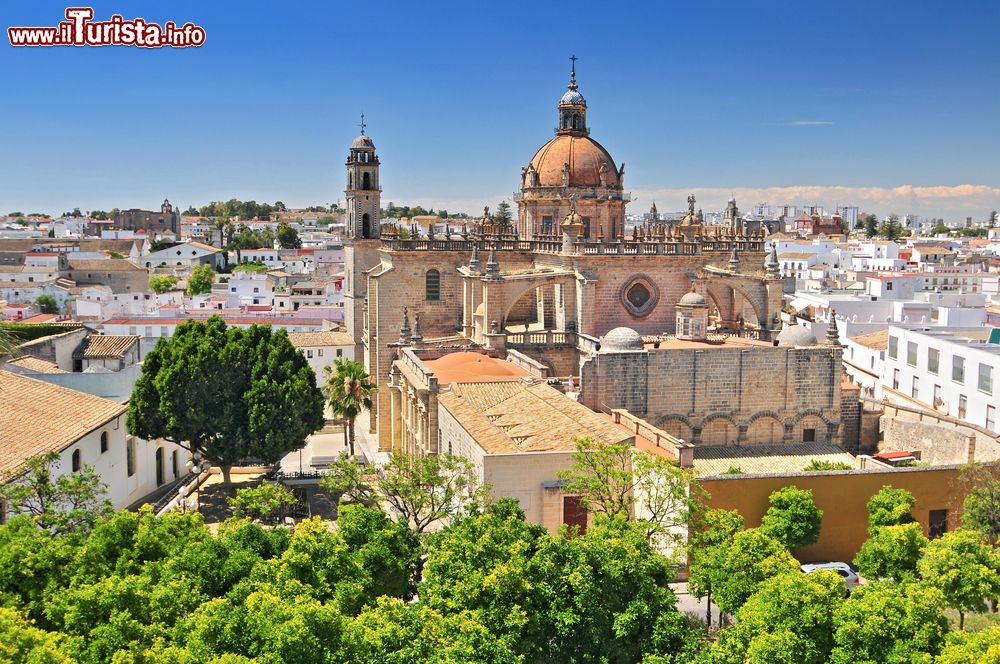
<box><xmin>557</xmin><ymin>437</ymin><xmax>700</xmax><ymax>549</ymax></box>
<box><xmin>829</xmin><ymin>581</ymin><xmax>949</xmax><ymax>664</ymax></box>
<box><xmin>712</xmin><ymin>570</ymin><xmax>844</xmax><ymax>664</ymax></box>
<box><xmin>932</xmin><ymin>223</ymin><xmax>953</xmax><ymax>235</ymax></box>
<box><xmin>867</xmin><ymin>485</ymin><xmax>917</xmax><ymax>534</ymax></box>
<box><xmin>323</xmin><ymin>358</ymin><xmax>376</xmax><ymax>458</ymax></box>
<box><xmin>148</xmin><ymin>275</ymin><xmax>179</xmax><ymax>294</ymax></box>
<box><xmin>864</xmin><ymin>213</ymin><xmax>879</xmax><ymax>238</ymax></box>
<box><xmin>34</xmin><ymin>295</ymin><xmax>58</xmax><ymax>315</ymax></box>
<box><xmin>186</xmin><ymin>263</ymin><xmax>214</xmax><ymax>295</ymax></box>
<box><xmin>0</xmin><ymin>452</ymin><xmax>112</xmax><ymax>536</ymax></box>
<box><xmin>324</xmin><ymin>452</ymin><xmax>490</xmax><ymax>534</ymax></box>
<box><xmin>918</xmin><ymin>529</ymin><xmax>1000</xmax><ymax>629</ymax></box>
<box><xmin>276</xmin><ymin>221</ymin><xmax>301</xmax><ymax>249</ymax></box>
<box><xmin>0</xmin><ymin>607</ymin><xmax>73</xmax><ymax>663</ymax></box>
<box><xmin>712</xmin><ymin>528</ymin><xmax>800</xmax><ymax>615</ymax></box>
<box><xmin>688</xmin><ymin>508</ymin><xmax>745</xmax><ymax>628</ymax></box>
<box><xmin>228</xmin><ymin>482</ymin><xmax>298</xmax><ymax>523</ymax></box>
<box><xmin>759</xmin><ymin>485</ymin><xmax>824</xmax><ymax>550</ymax></box>
<box><xmin>492</xmin><ymin>200</ymin><xmax>513</xmax><ymax>227</ymax></box>
<box><xmin>936</xmin><ymin>626</ymin><xmax>1000</xmax><ymax>664</ymax></box>
<box><xmin>803</xmin><ymin>459</ymin><xmax>852</xmax><ymax>471</ymax></box>
<box><xmin>958</xmin><ymin>462</ymin><xmax>1000</xmax><ymax>545</ymax></box>
<box><xmin>127</xmin><ymin>317</ymin><xmax>325</xmax><ymax>486</ymax></box>
<box><xmin>879</xmin><ymin>214</ymin><xmax>905</xmax><ymax>241</ymax></box>
<box><xmin>853</xmin><ymin>522</ymin><xmax>928</xmax><ymax>582</ymax></box>
<box><xmin>336</xmin><ymin>503</ymin><xmax>420</xmax><ymax>601</ymax></box>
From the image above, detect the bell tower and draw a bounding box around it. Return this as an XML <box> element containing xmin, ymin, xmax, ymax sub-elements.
<box><xmin>345</xmin><ymin>114</ymin><xmax>380</xmax><ymax>240</ymax></box>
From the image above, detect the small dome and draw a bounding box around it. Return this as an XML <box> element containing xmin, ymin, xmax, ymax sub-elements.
<box><xmin>679</xmin><ymin>289</ymin><xmax>706</xmax><ymax>306</ymax></box>
<box><xmin>560</xmin><ymin>88</ymin><xmax>586</xmax><ymax>105</ymax></box>
<box><xmin>601</xmin><ymin>327</ymin><xmax>644</xmax><ymax>352</ymax></box>
<box><xmin>351</xmin><ymin>134</ymin><xmax>374</xmax><ymax>149</ymax></box>
<box><xmin>777</xmin><ymin>325</ymin><xmax>818</xmax><ymax>347</ymax></box>
<box><xmin>528</xmin><ymin>134</ymin><xmax>619</xmax><ymax>188</ymax></box>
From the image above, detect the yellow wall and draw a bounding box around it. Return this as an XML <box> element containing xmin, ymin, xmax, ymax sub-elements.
<box><xmin>699</xmin><ymin>466</ymin><xmax>965</xmax><ymax>564</ymax></box>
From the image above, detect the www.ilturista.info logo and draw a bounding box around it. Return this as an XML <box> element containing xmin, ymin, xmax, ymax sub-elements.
<box><xmin>8</xmin><ymin>7</ymin><xmax>205</xmax><ymax>48</ymax></box>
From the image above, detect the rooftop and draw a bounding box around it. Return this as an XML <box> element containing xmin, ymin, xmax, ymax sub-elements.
<box><xmin>285</xmin><ymin>330</ymin><xmax>354</xmax><ymax>348</ymax></box>
<box><xmin>6</xmin><ymin>355</ymin><xmax>67</xmax><ymax>374</ymax></box>
<box><xmin>438</xmin><ymin>380</ymin><xmax>631</xmax><ymax>454</ymax></box>
<box><xmin>693</xmin><ymin>442</ymin><xmax>857</xmax><ymax>476</ymax></box>
<box><xmin>0</xmin><ymin>370</ymin><xmax>127</xmax><ymax>475</ymax></box>
<box><xmin>849</xmin><ymin>329</ymin><xmax>889</xmax><ymax>350</ymax></box>
<box><xmin>423</xmin><ymin>351</ymin><xmax>531</xmax><ymax>384</ymax></box>
<box><xmin>73</xmin><ymin>335</ymin><xmax>139</xmax><ymax>359</ymax></box>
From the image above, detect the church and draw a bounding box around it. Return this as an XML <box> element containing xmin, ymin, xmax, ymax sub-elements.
<box><xmin>342</xmin><ymin>64</ymin><xmax>854</xmax><ymax>465</ymax></box>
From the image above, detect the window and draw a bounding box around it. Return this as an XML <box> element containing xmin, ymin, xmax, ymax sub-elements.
<box><xmin>987</xmin><ymin>405</ymin><xmax>996</xmax><ymax>432</ymax></box>
<box><xmin>928</xmin><ymin>509</ymin><xmax>948</xmax><ymax>539</ymax></box>
<box><xmin>906</xmin><ymin>342</ymin><xmax>917</xmax><ymax>367</ymax></box>
<box><xmin>425</xmin><ymin>270</ymin><xmax>440</xmax><ymax>301</ymax></box>
<box><xmin>100</xmin><ymin>431</ymin><xmax>108</xmax><ymax>453</ymax></box>
<box><xmin>126</xmin><ymin>438</ymin><xmax>136</xmax><ymax>477</ymax></box>
<box><xmin>927</xmin><ymin>348</ymin><xmax>939</xmax><ymax>374</ymax></box>
<box><xmin>171</xmin><ymin>450</ymin><xmax>178</xmax><ymax>478</ymax></box>
<box><xmin>892</xmin><ymin>368</ymin><xmax>900</xmax><ymax>391</ymax></box>
<box><xmin>318</xmin><ymin>349</ymin><xmax>324</xmax><ymax>356</ymax></box>
<box><xmin>953</xmin><ymin>356</ymin><xmax>965</xmax><ymax>383</ymax></box>
<box><xmin>803</xmin><ymin>428</ymin><xmax>816</xmax><ymax>443</ymax></box>
<box><xmin>306</xmin><ymin>350</ymin><xmax>313</xmax><ymax>358</ymax></box>
<box><xmin>888</xmin><ymin>336</ymin><xmax>898</xmax><ymax>359</ymax></box>
<box><xmin>933</xmin><ymin>384</ymin><xmax>942</xmax><ymax>407</ymax></box>
<box><xmin>71</xmin><ymin>449</ymin><xmax>81</xmax><ymax>472</ymax></box>
<box><xmin>958</xmin><ymin>395</ymin><xmax>968</xmax><ymax>419</ymax></box>
<box><xmin>542</xmin><ymin>215</ymin><xmax>553</xmax><ymax>234</ymax></box>
<box><xmin>155</xmin><ymin>448</ymin><xmax>164</xmax><ymax>487</ymax></box>
<box><xmin>911</xmin><ymin>376</ymin><xmax>919</xmax><ymax>398</ymax></box>
<box><xmin>336</xmin><ymin>349</ymin><xmax>343</xmax><ymax>358</ymax></box>
<box><xmin>886</xmin><ymin>281</ymin><xmax>893</xmax><ymax>291</ymax></box>
<box><xmin>978</xmin><ymin>363</ymin><xmax>993</xmax><ymax>394</ymax></box>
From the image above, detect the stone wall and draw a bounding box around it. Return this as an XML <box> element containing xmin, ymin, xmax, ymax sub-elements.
<box><xmin>581</xmin><ymin>343</ymin><xmax>844</xmax><ymax>446</ymax></box>
<box><xmin>876</xmin><ymin>402</ymin><xmax>1000</xmax><ymax>464</ymax></box>
<box><xmin>840</xmin><ymin>382</ymin><xmax>861</xmax><ymax>453</ymax></box>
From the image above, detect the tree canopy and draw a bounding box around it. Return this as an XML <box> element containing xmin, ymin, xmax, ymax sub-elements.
<box><xmin>866</xmin><ymin>485</ymin><xmax>917</xmax><ymax>534</ymax></box>
<box><xmin>126</xmin><ymin>317</ymin><xmax>325</xmax><ymax>485</ymax></box>
<box><xmin>759</xmin><ymin>485</ymin><xmax>823</xmax><ymax>550</ymax></box>
<box><xmin>186</xmin><ymin>263</ymin><xmax>215</xmax><ymax>296</ymax></box>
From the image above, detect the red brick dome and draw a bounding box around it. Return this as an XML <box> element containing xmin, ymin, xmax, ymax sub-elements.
<box><xmin>527</xmin><ymin>134</ymin><xmax>619</xmax><ymax>188</ymax></box>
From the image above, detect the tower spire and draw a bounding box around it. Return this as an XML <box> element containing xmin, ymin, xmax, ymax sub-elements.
<box><xmin>569</xmin><ymin>54</ymin><xmax>578</xmax><ymax>90</ymax></box>
<box><xmin>359</xmin><ymin>112</ymin><xmax>366</xmax><ymax>135</ymax></box>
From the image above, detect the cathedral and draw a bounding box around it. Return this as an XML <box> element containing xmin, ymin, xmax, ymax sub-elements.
<box><xmin>342</xmin><ymin>65</ymin><xmax>847</xmax><ymax>453</ymax></box>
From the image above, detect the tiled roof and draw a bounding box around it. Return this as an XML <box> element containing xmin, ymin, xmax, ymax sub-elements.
<box><xmin>66</xmin><ymin>259</ymin><xmax>144</xmax><ymax>272</ymax></box>
<box><xmin>73</xmin><ymin>335</ymin><xmax>139</xmax><ymax>359</ymax></box>
<box><xmin>6</xmin><ymin>356</ymin><xmax>68</xmax><ymax>374</ymax></box>
<box><xmin>438</xmin><ymin>380</ymin><xmax>632</xmax><ymax>454</ymax></box>
<box><xmin>0</xmin><ymin>370</ymin><xmax>127</xmax><ymax>475</ymax></box>
<box><xmin>423</xmin><ymin>352</ymin><xmax>530</xmax><ymax>384</ymax></box>
<box><xmin>914</xmin><ymin>246</ymin><xmax>954</xmax><ymax>255</ymax></box>
<box><xmin>693</xmin><ymin>442</ymin><xmax>856</xmax><ymax>476</ymax></box>
<box><xmin>849</xmin><ymin>330</ymin><xmax>889</xmax><ymax>350</ymax></box>
<box><xmin>286</xmin><ymin>330</ymin><xmax>354</xmax><ymax>347</ymax></box>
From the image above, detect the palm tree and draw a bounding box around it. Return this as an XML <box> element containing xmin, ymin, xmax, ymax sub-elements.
<box><xmin>323</xmin><ymin>358</ymin><xmax>377</xmax><ymax>458</ymax></box>
<box><xmin>0</xmin><ymin>327</ymin><xmax>19</xmax><ymax>360</ymax></box>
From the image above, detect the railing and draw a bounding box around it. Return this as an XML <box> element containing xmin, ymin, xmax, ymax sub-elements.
<box><xmin>378</xmin><ymin>236</ymin><xmax>764</xmax><ymax>257</ymax></box>
<box><xmin>505</xmin><ymin>329</ymin><xmax>573</xmax><ymax>347</ymax></box>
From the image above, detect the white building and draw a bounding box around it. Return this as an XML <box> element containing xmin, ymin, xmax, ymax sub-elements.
<box><xmin>0</xmin><ymin>370</ymin><xmax>188</xmax><ymax>521</ymax></box>
<box><xmin>285</xmin><ymin>330</ymin><xmax>355</xmax><ymax>385</ymax></box>
<box><xmin>882</xmin><ymin>325</ymin><xmax>999</xmax><ymax>434</ymax></box>
<box><xmin>138</xmin><ymin>241</ymin><xmax>222</xmax><ymax>270</ymax></box>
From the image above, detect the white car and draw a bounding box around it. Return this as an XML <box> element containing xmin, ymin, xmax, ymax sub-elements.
<box><xmin>801</xmin><ymin>562</ymin><xmax>861</xmax><ymax>595</ymax></box>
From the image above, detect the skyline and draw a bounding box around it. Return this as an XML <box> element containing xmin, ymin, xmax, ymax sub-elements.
<box><xmin>2</xmin><ymin>0</ymin><xmax>999</xmax><ymax>219</ymax></box>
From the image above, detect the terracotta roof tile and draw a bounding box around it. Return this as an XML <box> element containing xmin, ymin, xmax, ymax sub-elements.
<box><xmin>73</xmin><ymin>335</ymin><xmax>139</xmax><ymax>359</ymax></box>
<box><xmin>0</xmin><ymin>370</ymin><xmax>127</xmax><ymax>475</ymax></box>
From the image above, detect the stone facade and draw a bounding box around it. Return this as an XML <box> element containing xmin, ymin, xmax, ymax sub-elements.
<box><xmin>115</xmin><ymin>199</ymin><xmax>179</xmax><ymax>236</ymax></box>
<box><xmin>581</xmin><ymin>341</ymin><xmax>846</xmax><ymax>447</ymax></box>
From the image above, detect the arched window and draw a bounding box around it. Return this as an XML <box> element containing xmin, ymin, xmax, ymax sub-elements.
<box><xmin>71</xmin><ymin>449</ymin><xmax>81</xmax><ymax>472</ymax></box>
<box><xmin>100</xmin><ymin>431</ymin><xmax>108</xmax><ymax>453</ymax></box>
<box><xmin>362</xmin><ymin>172</ymin><xmax>371</xmax><ymax>190</ymax></box>
<box><xmin>425</xmin><ymin>269</ymin><xmax>441</xmax><ymax>301</ymax></box>
<box><xmin>361</xmin><ymin>213</ymin><xmax>371</xmax><ymax>238</ymax></box>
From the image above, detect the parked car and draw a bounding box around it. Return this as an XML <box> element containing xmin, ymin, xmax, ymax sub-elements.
<box><xmin>801</xmin><ymin>562</ymin><xmax>861</xmax><ymax>595</ymax></box>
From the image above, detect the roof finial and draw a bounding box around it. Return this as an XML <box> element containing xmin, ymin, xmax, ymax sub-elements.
<box><xmin>359</xmin><ymin>112</ymin><xmax>366</xmax><ymax>136</ymax></box>
<box><xmin>568</xmin><ymin>54</ymin><xmax>578</xmax><ymax>90</ymax></box>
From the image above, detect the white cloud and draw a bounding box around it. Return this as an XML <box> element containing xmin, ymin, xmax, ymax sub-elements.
<box><xmin>627</xmin><ymin>184</ymin><xmax>1000</xmax><ymax>220</ymax></box>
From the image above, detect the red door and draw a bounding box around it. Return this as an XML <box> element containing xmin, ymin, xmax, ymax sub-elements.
<box><xmin>563</xmin><ymin>495</ymin><xmax>588</xmax><ymax>535</ymax></box>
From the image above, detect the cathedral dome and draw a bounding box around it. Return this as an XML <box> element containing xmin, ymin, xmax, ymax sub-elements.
<box><xmin>560</xmin><ymin>88</ymin><xmax>586</xmax><ymax>105</ymax></box>
<box><xmin>601</xmin><ymin>327</ymin><xmax>645</xmax><ymax>352</ymax></box>
<box><xmin>679</xmin><ymin>290</ymin><xmax>706</xmax><ymax>306</ymax></box>
<box><xmin>777</xmin><ymin>324</ymin><xmax>818</xmax><ymax>347</ymax></box>
<box><xmin>351</xmin><ymin>134</ymin><xmax>375</xmax><ymax>149</ymax></box>
<box><xmin>528</xmin><ymin>134</ymin><xmax>619</xmax><ymax>188</ymax></box>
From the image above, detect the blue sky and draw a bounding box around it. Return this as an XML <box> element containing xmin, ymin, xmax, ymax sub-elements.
<box><xmin>2</xmin><ymin>0</ymin><xmax>999</xmax><ymax>219</ymax></box>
